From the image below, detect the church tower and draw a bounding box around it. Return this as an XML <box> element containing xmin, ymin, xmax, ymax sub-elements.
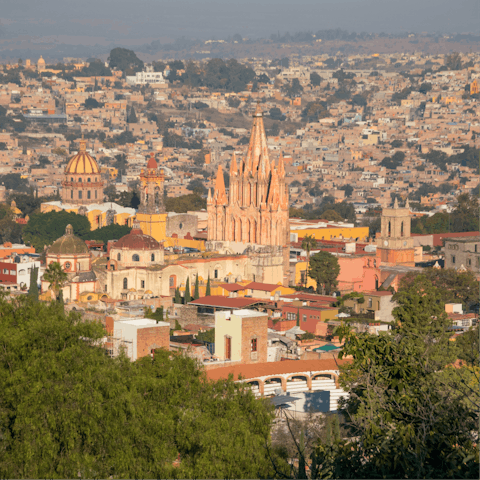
<box><xmin>376</xmin><ymin>198</ymin><xmax>415</xmax><ymax>267</ymax></box>
<box><xmin>134</xmin><ymin>153</ymin><xmax>167</xmax><ymax>241</ymax></box>
<box><xmin>207</xmin><ymin>104</ymin><xmax>290</xmax><ymax>285</ymax></box>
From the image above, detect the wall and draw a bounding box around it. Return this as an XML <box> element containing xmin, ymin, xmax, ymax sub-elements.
<box><xmin>166</xmin><ymin>213</ymin><xmax>198</xmax><ymax>238</ymax></box>
<box><xmin>291</xmin><ymin>226</ymin><xmax>369</xmax><ymax>242</ymax></box>
<box><xmin>137</xmin><ymin>324</ymin><xmax>170</xmax><ymax>359</ymax></box>
<box><xmin>215</xmin><ymin>311</ymin><xmax>243</xmax><ymax>362</ymax></box>
<box><xmin>240</xmin><ymin>315</ymin><xmax>268</xmax><ymax>364</ymax></box>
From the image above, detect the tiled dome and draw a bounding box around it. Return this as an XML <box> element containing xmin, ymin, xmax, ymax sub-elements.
<box><xmin>114</xmin><ymin>228</ymin><xmax>161</xmax><ymax>250</ymax></box>
<box><xmin>65</xmin><ymin>139</ymin><xmax>100</xmax><ymax>175</ymax></box>
<box><xmin>48</xmin><ymin>224</ymin><xmax>89</xmax><ymax>255</ymax></box>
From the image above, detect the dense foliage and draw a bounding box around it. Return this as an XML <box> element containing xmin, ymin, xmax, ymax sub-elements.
<box><xmin>308</xmin><ymin>251</ymin><xmax>340</xmax><ymax>295</ymax></box>
<box><xmin>0</xmin><ymin>295</ymin><xmax>276</xmax><ymax>478</ymax></box>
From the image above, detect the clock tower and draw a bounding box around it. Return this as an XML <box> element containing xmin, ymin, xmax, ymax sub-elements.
<box><xmin>376</xmin><ymin>198</ymin><xmax>415</xmax><ymax>267</ymax></box>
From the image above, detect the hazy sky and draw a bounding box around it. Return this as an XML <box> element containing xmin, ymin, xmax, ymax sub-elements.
<box><xmin>1</xmin><ymin>0</ymin><xmax>478</xmax><ymax>43</ymax></box>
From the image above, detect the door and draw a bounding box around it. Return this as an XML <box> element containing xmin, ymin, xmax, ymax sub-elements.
<box><xmin>225</xmin><ymin>336</ymin><xmax>231</xmax><ymax>361</ymax></box>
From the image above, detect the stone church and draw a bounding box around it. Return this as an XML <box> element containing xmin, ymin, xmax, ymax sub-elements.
<box><xmin>207</xmin><ymin>104</ymin><xmax>290</xmax><ymax>285</ymax></box>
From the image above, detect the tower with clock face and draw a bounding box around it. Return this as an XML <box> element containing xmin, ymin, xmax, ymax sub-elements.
<box><xmin>376</xmin><ymin>198</ymin><xmax>415</xmax><ymax>267</ymax></box>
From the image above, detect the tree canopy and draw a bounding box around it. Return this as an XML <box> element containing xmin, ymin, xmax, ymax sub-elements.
<box><xmin>0</xmin><ymin>295</ymin><xmax>277</xmax><ymax>478</ymax></box>
<box><xmin>108</xmin><ymin>47</ymin><xmax>144</xmax><ymax>73</ymax></box>
<box><xmin>308</xmin><ymin>251</ymin><xmax>340</xmax><ymax>295</ymax></box>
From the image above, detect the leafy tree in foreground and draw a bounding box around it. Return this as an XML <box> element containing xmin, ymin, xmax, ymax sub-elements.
<box><xmin>27</xmin><ymin>266</ymin><xmax>39</xmax><ymax>302</ymax></box>
<box><xmin>0</xmin><ymin>295</ymin><xmax>277</xmax><ymax>478</ymax></box>
<box><xmin>42</xmin><ymin>262</ymin><xmax>68</xmax><ymax>301</ymax></box>
<box><xmin>308</xmin><ymin>251</ymin><xmax>340</xmax><ymax>295</ymax></box>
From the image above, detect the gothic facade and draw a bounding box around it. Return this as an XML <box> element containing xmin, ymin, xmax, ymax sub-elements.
<box><xmin>207</xmin><ymin>105</ymin><xmax>290</xmax><ymax>285</ymax></box>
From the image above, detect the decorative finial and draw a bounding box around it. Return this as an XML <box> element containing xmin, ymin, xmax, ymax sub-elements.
<box><xmin>394</xmin><ymin>197</ymin><xmax>399</xmax><ymax>209</ymax></box>
<box><xmin>405</xmin><ymin>198</ymin><xmax>410</xmax><ymax>209</ymax></box>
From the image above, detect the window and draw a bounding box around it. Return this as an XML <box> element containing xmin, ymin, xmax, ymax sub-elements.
<box><xmin>214</xmin><ymin>269</ymin><xmax>218</xmax><ymax>279</ymax></box>
<box><xmin>123</xmin><ymin>278</ymin><xmax>128</xmax><ymax>289</ymax></box>
<box><xmin>117</xmin><ymin>253</ymin><xmax>121</xmax><ymax>261</ymax></box>
<box><xmin>87</xmin><ymin>178</ymin><xmax>91</xmax><ymax>182</ymax></box>
<box><xmin>95</xmin><ymin>190</ymin><xmax>97</xmax><ymax>199</ymax></box>
<box><xmin>467</xmin><ymin>258</ymin><xmax>472</xmax><ymax>266</ymax></box>
<box><xmin>78</xmin><ymin>191</ymin><xmax>82</xmax><ymax>199</ymax></box>
<box><xmin>141</xmin><ymin>280</ymin><xmax>145</xmax><ymax>289</ymax></box>
<box><xmin>302</xmin><ymin>314</ymin><xmax>307</xmax><ymax>322</ymax></box>
<box><xmin>3</xmin><ymin>269</ymin><xmax>7</xmax><ymax>274</ymax></box>
<box><xmin>368</xmin><ymin>298</ymin><xmax>373</xmax><ymax>308</ymax></box>
<box><xmin>10</xmin><ymin>270</ymin><xmax>15</xmax><ymax>275</ymax></box>
<box><xmin>475</xmin><ymin>244</ymin><xmax>478</xmax><ymax>253</ymax></box>
<box><xmin>104</xmin><ymin>285</ymin><xmax>107</xmax><ymax>292</ymax></box>
<box><xmin>79</xmin><ymin>178</ymin><xmax>82</xmax><ymax>182</ymax></box>
<box><xmin>451</xmin><ymin>255</ymin><xmax>456</xmax><ymax>264</ymax></box>
<box><xmin>71</xmin><ymin>177</ymin><xmax>74</xmax><ymax>182</ymax></box>
<box><xmin>71</xmin><ymin>190</ymin><xmax>73</xmax><ymax>199</ymax></box>
<box><xmin>151</xmin><ymin>253</ymin><xmax>155</xmax><ymax>262</ymax></box>
<box><xmin>132</xmin><ymin>254</ymin><xmax>140</xmax><ymax>262</ymax></box>
<box><xmin>87</xmin><ymin>191</ymin><xmax>91</xmax><ymax>199</ymax></box>
<box><xmin>251</xmin><ymin>338</ymin><xmax>257</xmax><ymax>352</ymax></box>
<box><xmin>179</xmin><ymin>222</ymin><xmax>183</xmax><ymax>230</ymax></box>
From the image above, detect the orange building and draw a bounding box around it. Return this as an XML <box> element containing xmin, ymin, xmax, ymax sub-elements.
<box><xmin>0</xmin><ymin>242</ymin><xmax>35</xmax><ymax>259</ymax></box>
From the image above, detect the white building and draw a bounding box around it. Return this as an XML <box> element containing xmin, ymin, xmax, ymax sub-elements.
<box><xmin>0</xmin><ymin>255</ymin><xmax>41</xmax><ymax>290</ymax></box>
<box><xmin>126</xmin><ymin>66</ymin><xmax>166</xmax><ymax>86</ymax></box>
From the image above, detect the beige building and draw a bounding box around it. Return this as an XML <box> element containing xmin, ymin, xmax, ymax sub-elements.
<box><xmin>214</xmin><ymin>309</ymin><xmax>268</xmax><ymax>364</ymax></box>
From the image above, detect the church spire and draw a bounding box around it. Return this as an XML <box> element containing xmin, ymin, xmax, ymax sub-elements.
<box><xmin>245</xmin><ymin>103</ymin><xmax>270</xmax><ymax>176</ymax></box>
<box><xmin>278</xmin><ymin>152</ymin><xmax>285</xmax><ymax>177</ymax></box>
<box><xmin>230</xmin><ymin>152</ymin><xmax>238</xmax><ymax>176</ymax></box>
<box><xmin>214</xmin><ymin>164</ymin><xmax>227</xmax><ymax>205</ymax></box>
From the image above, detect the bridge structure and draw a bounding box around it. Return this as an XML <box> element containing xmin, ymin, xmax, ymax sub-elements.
<box><xmin>205</xmin><ymin>358</ymin><xmax>351</xmax><ymax>411</ymax></box>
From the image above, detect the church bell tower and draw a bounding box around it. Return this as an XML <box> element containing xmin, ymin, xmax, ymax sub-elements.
<box><xmin>376</xmin><ymin>198</ymin><xmax>415</xmax><ymax>267</ymax></box>
<box><xmin>133</xmin><ymin>153</ymin><xmax>167</xmax><ymax>241</ymax></box>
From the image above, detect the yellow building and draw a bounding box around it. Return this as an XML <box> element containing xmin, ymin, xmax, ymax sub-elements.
<box><xmin>131</xmin><ymin>153</ymin><xmax>168</xmax><ymax>242</ymax></box>
<box><xmin>290</xmin><ymin>219</ymin><xmax>369</xmax><ymax>242</ymax></box>
<box><xmin>470</xmin><ymin>79</ymin><xmax>479</xmax><ymax>95</ymax></box>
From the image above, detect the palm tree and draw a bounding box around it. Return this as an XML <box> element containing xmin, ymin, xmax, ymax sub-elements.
<box><xmin>43</xmin><ymin>262</ymin><xmax>68</xmax><ymax>301</ymax></box>
<box><xmin>301</xmin><ymin>234</ymin><xmax>317</xmax><ymax>289</ymax></box>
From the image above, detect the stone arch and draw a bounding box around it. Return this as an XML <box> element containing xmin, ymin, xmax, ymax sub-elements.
<box><xmin>263</xmin><ymin>376</ymin><xmax>285</xmax><ymax>394</ymax></box>
<box><xmin>132</xmin><ymin>254</ymin><xmax>140</xmax><ymax>262</ymax></box>
<box><xmin>286</xmin><ymin>373</ymin><xmax>311</xmax><ymax>391</ymax></box>
<box><xmin>312</xmin><ymin>372</ymin><xmax>339</xmax><ymax>388</ymax></box>
<box><xmin>246</xmin><ymin>379</ymin><xmax>263</xmax><ymax>396</ymax></box>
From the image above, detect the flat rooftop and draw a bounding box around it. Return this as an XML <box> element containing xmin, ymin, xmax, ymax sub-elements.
<box><xmin>117</xmin><ymin>318</ymin><xmax>170</xmax><ymax>328</ymax></box>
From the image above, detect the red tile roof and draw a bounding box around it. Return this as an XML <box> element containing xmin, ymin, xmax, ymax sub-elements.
<box><xmin>206</xmin><ymin>358</ymin><xmax>351</xmax><ymax>381</ymax></box>
<box><xmin>220</xmin><ymin>283</ymin><xmax>246</xmax><ymax>292</ymax></box>
<box><xmin>281</xmin><ymin>293</ymin><xmax>336</xmax><ymax>303</ymax></box>
<box><xmin>188</xmin><ymin>295</ymin><xmax>268</xmax><ymax>309</ymax></box>
<box><xmin>245</xmin><ymin>281</ymin><xmax>283</xmax><ymax>292</ymax></box>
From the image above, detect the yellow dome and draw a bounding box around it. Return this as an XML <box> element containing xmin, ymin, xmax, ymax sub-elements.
<box><xmin>65</xmin><ymin>139</ymin><xmax>100</xmax><ymax>175</ymax></box>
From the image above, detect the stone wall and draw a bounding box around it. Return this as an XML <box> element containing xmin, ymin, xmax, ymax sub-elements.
<box><xmin>166</xmin><ymin>213</ymin><xmax>198</xmax><ymax>238</ymax></box>
<box><xmin>172</xmin><ymin>304</ymin><xmax>214</xmax><ymax>329</ymax></box>
<box><xmin>137</xmin><ymin>325</ymin><xmax>170</xmax><ymax>359</ymax></box>
<box><xmin>241</xmin><ymin>316</ymin><xmax>268</xmax><ymax>364</ymax></box>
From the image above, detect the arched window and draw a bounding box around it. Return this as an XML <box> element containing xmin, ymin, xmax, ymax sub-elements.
<box><xmin>71</xmin><ymin>177</ymin><xmax>74</xmax><ymax>182</ymax></box>
<box><xmin>71</xmin><ymin>190</ymin><xmax>73</xmax><ymax>199</ymax></box>
<box><xmin>95</xmin><ymin>190</ymin><xmax>97</xmax><ymax>199</ymax></box>
<box><xmin>87</xmin><ymin>191</ymin><xmax>91</xmax><ymax>199</ymax></box>
<box><xmin>87</xmin><ymin>178</ymin><xmax>91</xmax><ymax>183</ymax></box>
<box><xmin>117</xmin><ymin>253</ymin><xmax>121</xmax><ymax>261</ymax></box>
<box><xmin>132</xmin><ymin>254</ymin><xmax>140</xmax><ymax>262</ymax></box>
<box><xmin>169</xmin><ymin>275</ymin><xmax>176</xmax><ymax>288</ymax></box>
<box><xmin>78</xmin><ymin>191</ymin><xmax>82</xmax><ymax>199</ymax></box>
<box><xmin>151</xmin><ymin>253</ymin><xmax>155</xmax><ymax>262</ymax></box>
<box><xmin>388</xmin><ymin>221</ymin><xmax>391</xmax><ymax>237</ymax></box>
<box><xmin>79</xmin><ymin>178</ymin><xmax>82</xmax><ymax>182</ymax></box>
<box><xmin>123</xmin><ymin>278</ymin><xmax>128</xmax><ymax>289</ymax></box>
<box><xmin>400</xmin><ymin>221</ymin><xmax>404</xmax><ymax>237</ymax></box>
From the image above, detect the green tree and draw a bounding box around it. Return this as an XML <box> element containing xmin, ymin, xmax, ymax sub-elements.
<box><xmin>398</xmin><ymin>268</ymin><xmax>478</xmax><ymax>309</ymax></box>
<box><xmin>83</xmin><ymin>224</ymin><xmax>132</xmax><ymax>245</ymax></box>
<box><xmin>23</xmin><ymin>210</ymin><xmax>91</xmax><ymax>252</ymax></box>
<box><xmin>308</xmin><ymin>251</ymin><xmax>340</xmax><ymax>295</ymax></box>
<box><xmin>310</xmin><ymin>72</ymin><xmax>322</xmax><ymax>86</ymax></box>
<box><xmin>301</xmin><ymin>234</ymin><xmax>317</xmax><ymax>288</ymax></box>
<box><xmin>193</xmin><ymin>274</ymin><xmax>200</xmax><ymax>300</ymax></box>
<box><xmin>196</xmin><ymin>328</ymin><xmax>215</xmax><ymax>343</ymax></box>
<box><xmin>27</xmin><ymin>266</ymin><xmax>39</xmax><ymax>302</ymax></box>
<box><xmin>0</xmin><ymin>295</ymin><xmax>277</xmax><ymax>478</ymax></box>
<box><xmin>108</xmin><ymin>47</ymin><xmax>144</xmax><ymax>73</ymax></box>
<box><xmin>445</xmin><ymin>52</ymin><xmax>463</xmax><ymax>70</ymax></box>
<box><xmin>42</xmin><ymin>262</ymin><xmax>68</xmax><ymax>301</ymax></box>
<box><xmin>145</xmin><ymin>306</ymin><xmax>164</xmax><ymax>323</ymax></box>
<box><xmin>184</xmin><ymin>277</ymin><xmax>191</xmax><ymax>303</ymax></box>
<box><xmin>165</xmin><ymin>193</ymin><xmax>206</xmax><ymax>213</ymax></box>
<box><xmin>205</xmin><ymin>274</ymin><xmax>211</xmax><ymax>296</ymax></box>
<box><xmin>104</xmin><ymin>184</ymin><xmax>117</xmax><ymax>202</ymax></box>
<box><xmin>174</xmin><ymin>287</ymin><xmax>182</xmax><ymax>304</ymax></box>
<box><xmin>127</xmin><ymin>106</ymin><xmax>138</xmax><ymax>123</ymax></box>
<box><xmin>451</xmin><ymin>193</ymin><xmax>479</xmax><ymax>232</ymax></box>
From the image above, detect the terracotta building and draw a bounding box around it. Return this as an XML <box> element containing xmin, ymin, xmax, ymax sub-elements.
<box><xmin>207</xmin><ymin>104</ymin><xmax>290</xmax><ymax>285</ymax></box>
<box><xmin>41</xmin><ymin>224</ymin><xmax>98</xmax><ymax>302</ymax></box>
<box><xmin>61</xmin><ymin>138</ymin><xmax>104</xmax><ymax>205</ymax></box>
